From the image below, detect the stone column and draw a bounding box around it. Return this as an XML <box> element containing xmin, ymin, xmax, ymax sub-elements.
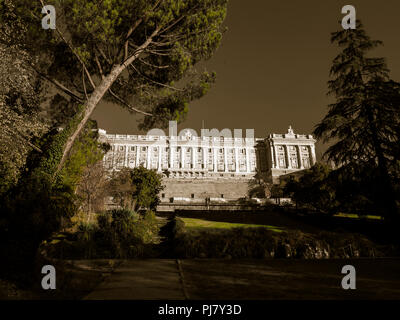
<box><xmin>245</xmin><ymin>148</ymin><xmax>250</xmax><ymax>173</ymax></box>
<box><xmin>285</xmin><ymin>145</ymin><xmax>292</xmax><ymax>169</ymax></box>
<box><xmin>169</xmin><ymin>146</ymin><xmax>173</xmax><ymax>169</ymax></box>
<box><xmin>158</xmin><ymin>146</ymin><xmax>162</xmax><ymax>171</ymax></box>
<box><xmin>297</xmin><ymin>145</ymin><xmax>303</xmax><ymax>169</ymax></box>
<box><xmin>135</xmin><ymin>145</ymin><xmax>140</xmax><ymax>167</ymax></box>
<box><xmin>274</xmin><ymin>145</ymin><xmax>279</xmax><ymax>168</ymax></box>
<box><xmin>181</xmin><ymin>146</ymin><xmax>185</xmax><ymax>169</ymax></box>
<box><xmin>224</xmin><ymin>148</ymin><xmax>228</xmax><ymax>172</ymax></box>
<box><xmin>192</xmin><ymin>147</ymin><xmax>196</xmax><ymax>170</ymax></box>
<box><xmin>202</xmin><ymin>147</ymin><xmax>207</xmax><ymax>170</ymax></box>
<box><xmin>124</xmin><ymin>145</ymin><xmax>129</xmax><ymax>167</ymax></box>
<box><xmin>146</xmin><ymin>146</ymin><xmax>151</xmax><ymax>169</ymax></box>
<box><xmin>310</xmin><ymin>145</ymin><xmax>316</xmax><ymax>165</ymax></box>
<box><xmin>213</xmin><ymin>147</ymin><xmax>218</xmax><ymax>172</ymax></box>
<box><xmin>235</xmin><ymin>147</ymin><xmax>239</xmax><ymax>173</ymax></box>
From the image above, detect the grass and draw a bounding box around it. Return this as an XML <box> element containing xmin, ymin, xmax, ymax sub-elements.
<box><xmin>180</xmin><ymin>217</ymin><xmax>285</xmax><ymax>233</ymax></box>
<box><xmin>334</xmin><ymin>213</ymin><xmax>383</xmax><ymax>220</ymax></box>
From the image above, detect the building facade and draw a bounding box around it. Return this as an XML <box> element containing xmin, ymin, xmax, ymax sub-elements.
<box><xmin>99</xmin><ymin>126</ymin><xmax>316</xmax><ymax>186</ymax></box>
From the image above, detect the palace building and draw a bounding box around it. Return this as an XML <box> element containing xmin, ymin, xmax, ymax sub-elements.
<box><xmin>99</xmin><ymin>126</ymin><xmax>316</xmax><ymax>201</ymax></box>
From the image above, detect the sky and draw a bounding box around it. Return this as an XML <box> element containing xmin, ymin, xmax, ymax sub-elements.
<box><xmin>91</xmin><ymin>0</ymin><xmax>400</xmax><ymax>158</ymax></box>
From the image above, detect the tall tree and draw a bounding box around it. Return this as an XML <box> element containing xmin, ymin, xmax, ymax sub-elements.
<box><xmin>0</xmin><ymin>43</ymin><xmax>48</xmax><ymax>194</ymax></box>
<box><xmin>0</xmin><ymin>0</ymin><xmax>228</xmax><ymax>175</ymax></box>
<box><xmin>314</xmin><ymin>20</ymin><xmax>400</xmax><ymax>221</ymax></box>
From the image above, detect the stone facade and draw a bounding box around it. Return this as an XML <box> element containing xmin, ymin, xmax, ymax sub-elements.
<box><xmin>99</xmin><ymin>126</ymin><xmax>316</xmax><ymax>199</ymax></box>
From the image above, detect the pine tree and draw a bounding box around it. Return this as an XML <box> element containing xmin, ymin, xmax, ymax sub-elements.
<box><xmin>0</xmin><ymin>0</ymin><xmax>228</xmax><ymax>175</ymax></box>
<box><xmin>314</xmin><ymin>20</ymin><xmax>400</xmax><ymax>221</ymax></box>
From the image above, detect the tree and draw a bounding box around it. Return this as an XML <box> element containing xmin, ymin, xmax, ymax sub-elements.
<box><xmin>0</xmin><ymin>44</ymin><xmax>48</xmax><ymax>195</ymax></box>
<box><xmin>108</xmin><ymin>168</ymin><xmax>137</xmax><ymax>210</ymax></box>
<box><xmin>313</xmin><ymin>20</ymin><xmax>400</xmax><ymax>221</ymax></box>
<box><xmin>248</xmin><ymin>170</ymin><xmax>271</xmax><ymax>199</ymax></box>
<box><xmin>77</xmin><ymin>161</ymin><xmax>108</xmax><ymax>223</ymax></box>
<box><xmin>60</xmin><ymin>120</ymin><xmax>110</xmax><ymax>189</ymax></box>
<box><xmin>108</xmin><ymin>166</ymin><xmax>164</xmax><ymax>211</ymax></box>
<box><xmin>0</xmin><ymin>0</ymin><xmax>228</xmax><ymax>176</ymax></box>
<box><xmin>284</xmin><ymin>163</ymin><xmax>337</xmax><ymax>214</ymax></box>
<box><xmin>130</xmin><ymin>166</ymin><xmax>164</xmax><ymax>211</ymax></box>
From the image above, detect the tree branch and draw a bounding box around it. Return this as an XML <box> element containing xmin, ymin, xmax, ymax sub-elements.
<box><xmin>30</xmin><ymin>64</ymin><xmax>84</xmax><ymax>102</ymax></box>
<box><xmin>108</xmin><ymin>89</ymin><xmax>153</xmax><ymax>116</ymax></box>
<box><xmin>39</xmin><ymin>0</ymin><xmax>96</xmax><ymax>90</ymax></box>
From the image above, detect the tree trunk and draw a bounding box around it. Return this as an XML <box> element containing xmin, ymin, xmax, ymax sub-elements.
<box><xmin>54</xmin><ymin>28</ymin><xmax>160</xmax><ymax>177</ymax></box>
<box><xmin>56</xmin><ymin>64</ymin><xmax>125</xmax><ymax>176</ymax></box>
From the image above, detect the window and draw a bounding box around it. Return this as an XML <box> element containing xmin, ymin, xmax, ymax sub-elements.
<box><xmin>219</xmin><ymin>149</ymin><xmax>223</xmax><ymax>154</ymax></box>
<box><xmin>119</xmin><ymin>146</ymin><xmax>124</xmax><ymax>151</ymax></box>
<box><xmin>191</xmin><ymin>194</ymin><xmax>194</xmax><ymax>199</ymax></box>
<box><xmin>230</xmin><ymin>149</ymin><xmax>234</xmax><ymax>153</ymax></box>
<box><xmin>131</xmin><ymin>146</ymin><xmax>135</xmax><ymax>151</ymax></box>
<box><xmin>142</xmin><ymin>147</ymin><xmax>146</xmax><ymax>151</ymax></box>
<box><xmin>198</xmin><ymin>147</ymin><xmax>202</xmax><ymax>152</ymax></box>
<box><xmin>221</xmin><ymin>194</ymin><xmax>224</xmax><ymax>198</ymax></box>
<box><xmin>161</xmin><ymin>193</ymin><xmax>165</xmax><ymax>198</ymax></box>
<box><xmin>208</xmin><ymin>148</ymin><xmax>212</xmax><ymax>152</ymax></box>
<box><xmin>154</xmin><ymin>147</ymin><xmax>158</xmax><ymax>152</ymax></box>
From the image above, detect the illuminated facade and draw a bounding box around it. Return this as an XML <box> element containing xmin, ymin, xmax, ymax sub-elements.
<box><xmin>99</xmin><ymin>126</ymin><xmax>316</xmax><ymax>184</ymax></box>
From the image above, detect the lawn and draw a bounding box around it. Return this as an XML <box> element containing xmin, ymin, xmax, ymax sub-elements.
<box><xmin>180</xmin><ymin>217</ymin><xmax>285</xmax><ymax>233</ymax></box>
<box><xmin>333</xmin><ymin>213</ymin><xmax>383</xmax><ymax>220</ymax></box>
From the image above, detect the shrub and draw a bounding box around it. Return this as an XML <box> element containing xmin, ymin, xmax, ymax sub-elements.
<box><xmin>41</xmin><ymin>209</ymin><xmax>160</xmax><ymax>259</ymax></box>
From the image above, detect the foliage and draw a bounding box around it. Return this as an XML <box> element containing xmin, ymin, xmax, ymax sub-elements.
<box><xmin>0</xmin><ymin>0</ymin><xmax>229</xmax><ymax>172</ymax></box>
<box><xmin>284</xmin><ymin>163</ymin><xmax>337</xmax><ymax>214</ymax></box>
<box><xmin>248</xmin><ymin>170</ymin><xmax>271</xmax><ymax>198</ymax></box>
<box><xmin>108</xmin><ymin>166</ymin><xmax>164</xmax><ymax>211</ymax></box>
<box><xmin>0</xmin><ymin>44</ymin><xmax>48</xmax><ymax>195</ymax></box>
<box><xmin>61</xmin><ymin>120</ymin><xmax>109</xmax><ymax>188</ymax></box>
<box><xmin>313</xmin><ymin>20</ymin><xmax>400</xmax><ymax>221</ymax></box>
<box><xmin>43</xmin><ymin>209</ymin><xmax>160</xmax><ymax>259</ymax></box>
<box><xmin>130</xmin><ymin>166</ymin><xmax>164</xmax><ymax>211</ymax></box>
<box><xmin>171</xmin><ymin>218</ymin><xmax>383</xmax><ymax>259</ymax></box>
<box><xmin>108</xmin><ymin>168</ymin><xmax>137</xmax><ymax>210</ymax></box>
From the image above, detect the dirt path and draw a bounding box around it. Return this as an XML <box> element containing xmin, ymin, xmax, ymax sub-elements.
<box><xmin>84</xmin><ymin>258</ymin><xmax>400</xmax><ymax>300</ymax></box>
<box><xmin>84</xmin><ymin>259</ymin><xmax>186</xmax><ymax>300</ymax></box>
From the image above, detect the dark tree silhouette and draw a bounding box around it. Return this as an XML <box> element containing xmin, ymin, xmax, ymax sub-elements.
<box><xmin>314</xmin><ymin>20</ymin><xmax>400</xmax><ymax>221</ymax></box>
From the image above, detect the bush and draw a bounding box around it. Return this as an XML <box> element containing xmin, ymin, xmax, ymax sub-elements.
<box><xmin>171</xmin><ymin>218</ymin><xmax>387</xmax><ymax>259</ymax></box>
<box><xmin>41</xmin><ymin>209</ymin><xmax>160</xmax><ymax>259</ymax></box>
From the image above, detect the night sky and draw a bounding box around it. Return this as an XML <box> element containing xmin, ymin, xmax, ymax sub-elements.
<box><xmin>92</xmin><ymin>0</ymin><xmax>400</xmax><ymax>158</ymax></box>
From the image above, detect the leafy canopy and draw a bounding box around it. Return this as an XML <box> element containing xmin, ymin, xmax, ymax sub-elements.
<box><xmin>0</xmin><ymin>0</ymin><xmax>228</xmax><ymax>128</ymax></box>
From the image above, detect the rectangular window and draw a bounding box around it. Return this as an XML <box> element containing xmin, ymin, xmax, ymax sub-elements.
<box><xmin>131</xmin><ymin>146</ymin><xmax>135</xmax><ymax>151</ymax></box>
